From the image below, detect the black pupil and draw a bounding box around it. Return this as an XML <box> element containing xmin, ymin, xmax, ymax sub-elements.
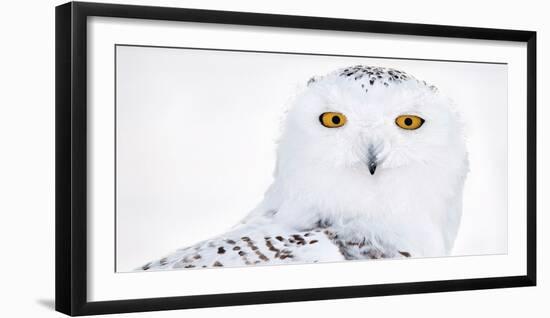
<box><xmin>404</xmin><ymin>117</ymin><xmax>413</xmax><ymax>126</ymax></box>
<box><xmin>331</xmin><ymin>115</ymin><xmax>341</xmax><ymax>125</ymax></box>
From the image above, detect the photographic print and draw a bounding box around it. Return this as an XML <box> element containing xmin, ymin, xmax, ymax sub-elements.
<box><xmin>56</xmin><ymin>2</ymin><xmax>535</xmax><ymax>315</ymax></box>
<box><xmin>115</xmin><ymin>45</ymin><xmax>507</xmax><ymax>272</ymax></box>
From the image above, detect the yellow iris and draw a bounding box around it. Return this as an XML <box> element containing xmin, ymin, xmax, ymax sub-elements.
<box><xmin>395</xmin><ymin>115</ymin><xmax>425</xmax><ymax>130</ymax></box>
<box><xmin>319</xmin><ymin>112</ymin><xmax>347</xmax><ymax>128</ymax></box>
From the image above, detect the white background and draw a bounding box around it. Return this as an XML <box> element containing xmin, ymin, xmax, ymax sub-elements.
<box><xmin>0</xmin><ymin>0</ymin><xmax>546</xmax><ymax>317</ymax></box>
<box><xmin>116</xmin><ymin>45</ymin><xmax>508</xmax><ymax>271</ymax></box>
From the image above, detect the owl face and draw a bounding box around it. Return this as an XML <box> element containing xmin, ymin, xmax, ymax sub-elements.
<box><xmin>278</xmin><ymin>66</ymin><xmax>466</xmax><ymax>177</ymax></box>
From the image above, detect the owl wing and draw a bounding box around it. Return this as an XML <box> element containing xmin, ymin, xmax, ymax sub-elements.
<box><xmin>140</xmin><ymin>223</ymin><xmax>411</xmax><ymax>271</ymax></box>
<box><xmin>139</xmin><ymin>223</ymin><xmax>348</xmax><ymax>271</ymax></box>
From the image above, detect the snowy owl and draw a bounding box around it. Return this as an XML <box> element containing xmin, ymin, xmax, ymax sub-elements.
<box><xmin>140</xmin><ymin>65</ymin><xmax>468</xmax><ymax>271</ymax></box>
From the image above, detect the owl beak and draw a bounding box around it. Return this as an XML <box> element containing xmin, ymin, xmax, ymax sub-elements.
<box><xmin>367</xmin><ymin>146</ymin><xmax>378</xmax><ymax>175</ymax></box>
<box><xmin>368</xmin><ymin>160</ymin><xmax>377</xmax><ymax>175</ymax></box>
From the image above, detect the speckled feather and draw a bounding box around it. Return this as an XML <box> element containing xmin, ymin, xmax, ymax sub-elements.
<box><xmin>141</xmin><ymin>223</ymin><xmax>410</xmax><ymax>271</ymax></box>
<box><xmin>330</xmin><ymin>65</ymin><xmax>438</xmax><ymax>92</ymax></box>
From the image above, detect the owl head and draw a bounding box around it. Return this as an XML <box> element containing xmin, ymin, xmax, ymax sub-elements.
<box><xmin>276</xmin><ymin>65</ymin><xmax>467</xmax><ymax>181</ymax></box>
<box><xmin>257</xmin><ymin>65</ymin><xmax>469</xmax><ymax>253</ymax></box>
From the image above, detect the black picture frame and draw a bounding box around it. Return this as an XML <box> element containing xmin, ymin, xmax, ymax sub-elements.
<box><xmin>55</xmin><ymin>1</ymin><xmax>537</xmax><ymax>316</ymax></box>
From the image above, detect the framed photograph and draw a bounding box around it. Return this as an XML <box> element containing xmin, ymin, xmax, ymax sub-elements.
<box><xmin>55</xmin><ymin>1</ymin><xmax>536</xmax><ymax>316</ymax></box>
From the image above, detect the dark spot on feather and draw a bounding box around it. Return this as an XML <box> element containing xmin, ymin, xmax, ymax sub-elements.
<box><xmin>225</xmin><ymin>239</ymin><xmax>236</xmax><ymax>245</ymax></box>
<box><xmin>247</xmin><ymin>240</ymin><xmax>259</xmax><ymax>251</ymax></box>
<box><xmin>399</xmin><ymin>251</ymin><xmax>411</xmax><ymax>257</ymax></box>
<box><xmin>255</xmin><ymin>251</ymin><xmax>270</xmax><ymax>262</ymax></box>
<box><xmin>233</xmin><ymin>246</ymin><xmax>241</xmax><ymax>251</ymax></box>
<box><xmin>323</xmin><ymin>229</ymin><xmax>337</xmax><ymax>240</ymax></box>
<box><xmin>278</xmin><ymin>249</ymin><xmax>294</xmax><ymax>260</ymax></box>
<box><xmin>335</xmin><ymin>240</ymin><xmax>352</xmax><ymax>259</ymax></box>
<box><xmin>142</xmin><ymin>262</ymin><xmax>151</xmax><ymax>271</ymax></box>
<box><xmin>217</xmin><ymin>247</ymin><xmax>226</xmax><ymax>254</ymax></box>
<box><xmin>309</xmin><ymin>240</ymin><xmax>318</xmax><ymax>244</ymax></box>
<box><xmin>265</xmin><ymin>240</ymin><xmax>280</xmax><ymax>255</ymax></box>
<box><xmin>159</xmin><ymin>258</ymin><xmax>168</xmax><ymax>265</ymax></box>
<box><xmin>213</xmin><ymin>261</ymin><xmax>223</xmax><ymax>267</ymax></box>
<box><xmin>193</xmin><ymin>254</ymin><xmax>202</xmax><ymax>259</ymax></box>
<box><xmin>279</xmin><ymin>253</ymin><xmax>294</xmax><ymax>260</ymax></box>
<box><xmin>276</xmin><ymin>236</ymin><xmax>284</xmax><ymax>241</ymax></box>
<box><xmin>346</xmin><ymin>239</ymin><xmax>366</xmax><ymax>248</ymax></box>
<box><xmin>184</xmin><ymin>264</ymin><xmax>195</xmax><ymax>268</ymax></box>
<box><xmin>238</xmin><ymin>251</ymin><xmax>246</xmax><ymax>256</ymax></box>
<box><xmin>292</xmin><ymin>235</ymin><xmax>306</xmax><ymax>244</ymax></box>
<box><xmin>241</xmin><ymin>236</ymin><xmax>251</xmax><ymax>241</ymax></box>
<box><xmin>316</xmin><ymin>219</ymin><xmax>332</xmax><ymax>228</ymax></box>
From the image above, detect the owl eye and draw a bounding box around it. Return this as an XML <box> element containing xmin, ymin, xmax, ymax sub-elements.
<box><xmin>395</xmin><ymin>115</ymin><xmax>425</xmax><ymax>130</ymax></box>
<box><xmin>319</xmin><ymin>112</ymin><xmax>347</xmax><ymax>128</ymax></box>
